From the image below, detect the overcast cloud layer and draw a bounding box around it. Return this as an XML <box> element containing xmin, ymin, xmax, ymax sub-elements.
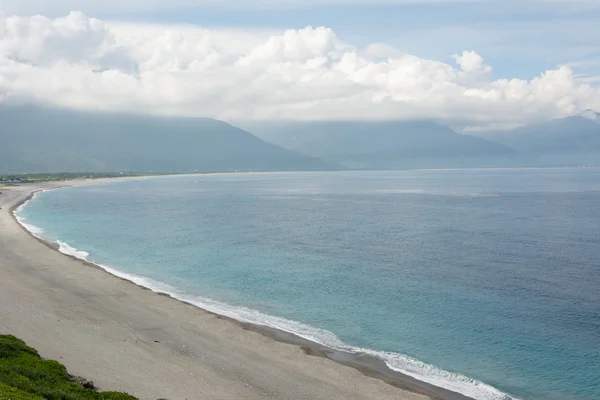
<box><xmin>0</xmin><ymin>11</ymin><xmax>599</xmax><ymax>129</ymax></box>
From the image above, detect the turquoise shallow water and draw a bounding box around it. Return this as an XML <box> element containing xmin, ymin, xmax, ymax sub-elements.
<box><xmin>16</xmin><ymin>169</ymin><xmax>600</xmax><ymax>400</ymax></box>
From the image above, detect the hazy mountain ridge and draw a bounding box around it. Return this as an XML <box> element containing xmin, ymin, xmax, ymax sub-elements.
<box><xmin>3</xmin><ymin>104</ymin><xmax>600</xmax><ymax>174</ymax></box>
<box><xmin>0</xmin><ymin>105</ymin><xmax>339</xmax><ymax>173</ymax></box>
<box><xmin>244</xmin><ymin>120</ymin><xmax>521</xmax><ymax>169</ymax></box>
<box><xmin>478</xmin><ymin>116</ymin><xmax>600</xmax><ymax>165</ymax></box>
<box><xmin>480</xmin><ymin>116</ymin><xmax>600</xmax><ymax>154</ymax></box>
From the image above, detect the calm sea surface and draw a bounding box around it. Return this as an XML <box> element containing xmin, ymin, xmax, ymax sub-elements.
<box><xmin>17</xmin><ymin>169</ymin><xmax>600</xmax><ymax>400</ymax></box>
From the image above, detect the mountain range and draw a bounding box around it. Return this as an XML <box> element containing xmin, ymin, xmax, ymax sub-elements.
<box><xmin>0</xmin><ymin>105</ymin><xmax>337</xmax><ymax>173</ymax></box>
<box><xmin>244</xmin><ymin>120</ymin><xmax>521</xmax><ymax>169</ymax></box>
<box><xmin>246</xmin><ymin>116</ymin><xmax>600</xmax><ymax>168</ymax></box>
<box><xmin>2</xmin><ymin>104</ymin><xmax>599</xmax><ymax>173</ymax></box>
<box><xmin>477</xmin><ymin>116</ymin><xmax>600</xmax><ymax>165</ymax></box>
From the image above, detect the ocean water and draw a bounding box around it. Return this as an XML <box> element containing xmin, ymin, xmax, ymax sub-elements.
<box><xmin>16</xmin><ymin>169</ymin><xmax>600</xmax><ymax>400</ymax></box>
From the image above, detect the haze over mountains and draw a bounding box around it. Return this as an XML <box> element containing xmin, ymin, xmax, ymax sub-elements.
<box><xmin>478</xmin><ymin>116</ymin><xmax>600</xmax><ymax>166</ymax></box>
<box><xmin>0</xmin><ymin>105</ymin><xmax>336</xmax><ymax>173</ymax></box>
<box><xmin>244</xmin><ymin>121</ymin><xmax>521</xmax><ymax>170</ymax></box>
<box><xmin>1</xmin><ymin>104</ymin><xmax>599</xmax><ymax>173</ymax></box>
<box><xmin>245</xmin><ymin>116</ymin><xmax>600</xmax><ymax>169</ymax></box>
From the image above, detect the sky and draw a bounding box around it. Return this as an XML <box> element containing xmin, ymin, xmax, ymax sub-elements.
<box><xmin>1</xmin><ymin>0</ymin><xmax>599</xmax><ymax>129</ymax></box>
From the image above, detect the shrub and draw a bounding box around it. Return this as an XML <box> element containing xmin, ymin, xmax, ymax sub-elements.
<box><xmin>0</xmin><ymin>335</ymin><xmax>137</xmax><ymax>400</ymax></box>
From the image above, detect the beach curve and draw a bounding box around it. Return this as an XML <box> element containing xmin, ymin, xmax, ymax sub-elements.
<box><xmin>0</xmin><ymin>179</ymin><xmax>472</xmax><ymax>400</ymax></box>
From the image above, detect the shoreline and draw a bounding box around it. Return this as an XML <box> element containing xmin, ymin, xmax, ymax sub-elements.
<box><xmin>2</xmin><ymin>177</ymin><xmax>475</xmax><ymax>400</ymax></box>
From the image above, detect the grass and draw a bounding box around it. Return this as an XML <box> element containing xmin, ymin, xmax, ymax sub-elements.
<box><xmin>0</xmin><ymin>335</ymin><xmax>136</xmax><ymax>400</ymax></box>
<box><xmin>0</xmin><ymin>381</ymin><xmax>44</xmax><ymax>400</ymax></box>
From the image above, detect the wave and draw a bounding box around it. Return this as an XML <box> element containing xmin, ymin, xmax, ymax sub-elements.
<box><xmin>13</xmin><ymin>189</ymin><xmax>56</xmax><ymax>239</ymax></box>
<box><xmin>14</xmin><ymin>197</ymin><xmax>517</xmax><ymax>400</ymax></box>
<box><xmin>57</xmin><ymin>240</ymin><xmax>90</xmax><ymax>260</ymax></box>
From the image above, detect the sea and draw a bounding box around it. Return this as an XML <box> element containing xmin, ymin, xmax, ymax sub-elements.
<box><xmin>15</xmin><ymin>168</ymin><xmax>600</xmax><ymax>400</ymax></box>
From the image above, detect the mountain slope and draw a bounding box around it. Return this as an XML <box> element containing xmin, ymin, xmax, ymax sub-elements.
<box><xmin>0</xmin><ymin>105</ymin><xmax>339</xmax><ymax>173</ymax></box>
<box><xmin>482</xmin><ymin>116</ymin><xmax>600</xmax><ymax>154</ymax></box>
<box><xmin>244</xmin><ymin>120</ymin><xmax>519</xmax><ymax>169</ymax></box>
<box><xmin>480</xmin><ymin>116</ymin><xmax>600</xmax><ymax>165</ymax></box>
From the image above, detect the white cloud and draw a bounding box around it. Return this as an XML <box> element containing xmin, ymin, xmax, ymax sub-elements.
<box><xmin>390</xmin><ymin>18</ymin><xmax>600</xmax><ymax>71</ymax></box>
<box><xmin>453</xmin><ymin>51</ymin><xmax>492</xmax><ymax>76</ymax></box>
<box><xmin>0</xmin><ymin>11</ymin><xmax>599</xmax><ymax>129</ymax></box>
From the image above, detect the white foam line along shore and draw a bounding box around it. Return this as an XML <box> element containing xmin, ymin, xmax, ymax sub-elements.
<box><xmin>1</xmin><ymin>178</ymin><xmax>509</xmax><ymax>400</ymax></box>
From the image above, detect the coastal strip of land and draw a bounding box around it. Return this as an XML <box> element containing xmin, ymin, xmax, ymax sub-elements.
<box><xmin>0</xmin><ymin>179</ymin><xmax>471</xmax><ymax>400</ymax></box>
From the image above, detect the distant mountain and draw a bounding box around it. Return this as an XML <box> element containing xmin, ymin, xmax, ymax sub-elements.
<box><xmin>479</xmin><ymin>116</ymin><xmax>600</xmax><ymax>165</ymax></box>
<box><xmin>0</xmin><ymin>105</ymin><xmax>339</xmax><ymax>173</ymax></box>
<box><xmin>243</xmin><ymin>120</ymin><xmax>520</xmax><ymax>169</ymax></box>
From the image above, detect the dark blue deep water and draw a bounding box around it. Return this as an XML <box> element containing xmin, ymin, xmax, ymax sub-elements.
<box><xmin>17</xmin><ymin>169</ymin><xmax>600</xmax><ymax>400</ymax></box>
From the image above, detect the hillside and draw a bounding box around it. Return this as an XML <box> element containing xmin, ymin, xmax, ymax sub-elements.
<box><xmin>480</xmin><ymin>116</ymin><xmax>600</xmax><ymax>163</ymax></box>
<box><xmin>244</xmin><ymin>120</ymin><xmax>520</xmax><ymax>169</ymax></box>
<box><xmin>0</xmin><ymin>335</ymin><xmax>135</xmax><ymax>399</ymax></box>
<box><xmin>0</xmin><ymin>105</ymin><xmax>338</xmax><ymax>173</ymax></box>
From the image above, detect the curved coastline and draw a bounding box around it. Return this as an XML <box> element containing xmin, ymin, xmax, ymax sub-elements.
<box><xmin>5</xmin><ymin>179</ymin><xmax>490</xmax><ymax>400</ymax></box>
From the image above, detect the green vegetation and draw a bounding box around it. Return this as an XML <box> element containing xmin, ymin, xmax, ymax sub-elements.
<box><xmin>0</xmin><ymin>381</ymin><xmax>43</xmax><ymax>400</ymax></box>
<box><xmin>0</xmin><ymin>172</ymin><xmax>177</xmax><ymax>185</ymax></box>
<box><xmin>0</xmin><ymin>335</ymin><xmax>136</xmax><ymax>400</ymax></box>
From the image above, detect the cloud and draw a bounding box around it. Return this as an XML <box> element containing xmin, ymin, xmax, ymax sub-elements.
<box><xmin>453</xmin><ymin>51</ymin><xmax>491</xmax><ymax>76</ymax></box>
<box><xmin>390</xmin><ymin>18</ymin><xmax>600</xmax><ymax>70</ymax></box>
<box><xmin>0</xmin><ymin>12</ymin><xmax>129</xmax><ymax>68</ymax></box>
<box><xmin>0</xmin><ymin>11</ymin><xmax>599</xmax><ymax>129</ymax></box>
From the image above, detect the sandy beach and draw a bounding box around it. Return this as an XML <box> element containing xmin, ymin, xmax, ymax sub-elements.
<box><xmin>0</xmin><ymin>179</ymin><xmax>469</xmax><ymax>400</ymax></box>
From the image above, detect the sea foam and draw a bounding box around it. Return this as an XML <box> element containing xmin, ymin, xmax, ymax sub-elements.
<box><xmin>14</xmin><ymin>194</ymin><xmax>518</xmax><ymax>400</ymax></box>
<box><xmin>57</xmin><ymin>240</ymin><xmax>90</xmax><ymax>260</ymax></box>
<box><xmin>13</xmin><ymin>190</ymin><xmax>53</xmax><ymax>239</ymax></box>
